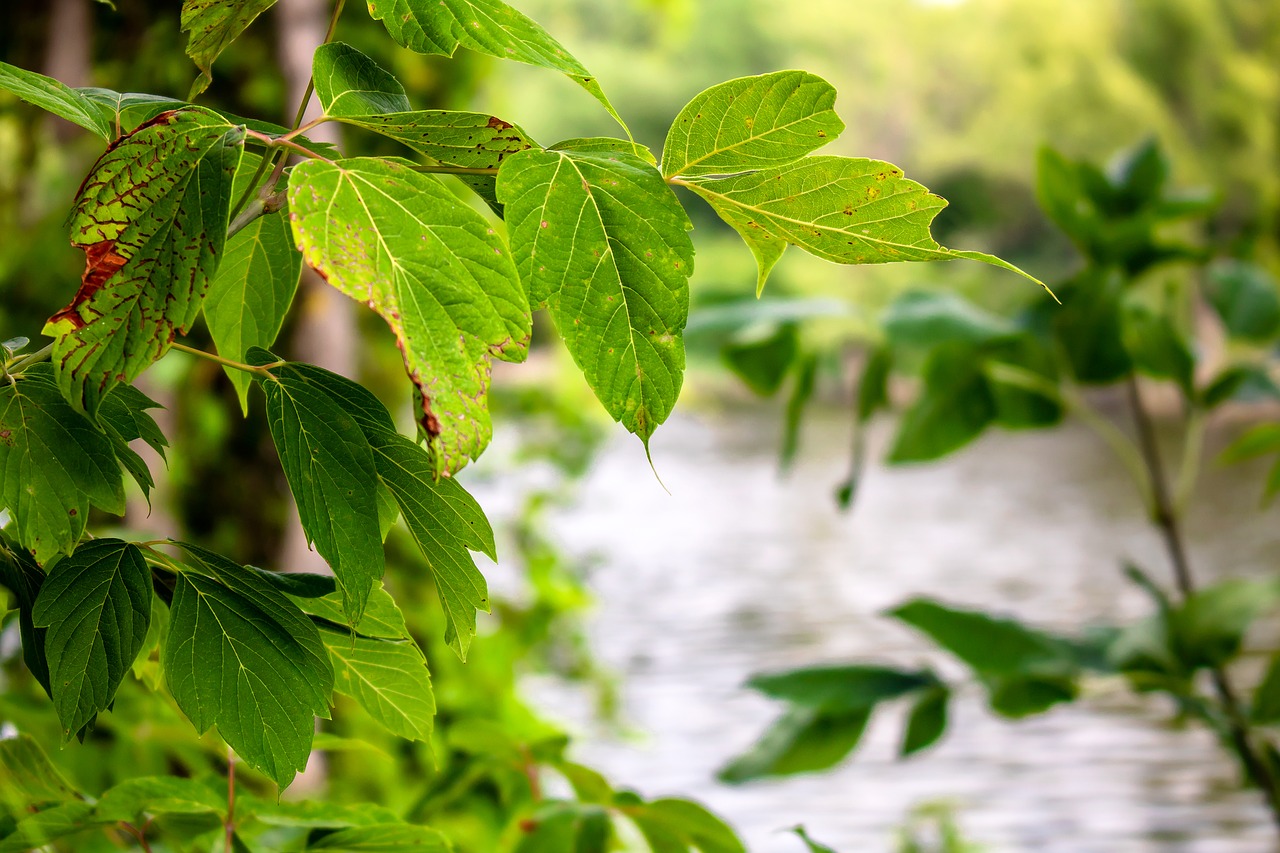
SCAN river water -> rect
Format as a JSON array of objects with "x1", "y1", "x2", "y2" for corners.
[{"x1": 500, "y1": 403, "x2": 1280, "y2": 852}]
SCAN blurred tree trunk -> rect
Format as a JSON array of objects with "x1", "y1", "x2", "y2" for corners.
[
  {"x1": 43, "y1": 0, "x2": 92, "y2": 141},
  {"x1": 275, "y1": 0, "x2": 357, "y2": 576}
]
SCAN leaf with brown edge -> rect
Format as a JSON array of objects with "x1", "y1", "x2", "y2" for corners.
[
  {"x1": 287, "y1": 157, "x2": 529, "y2": 474},
  {"x1": 43, "y1": 110, "x2": 242, "y2": 415}
]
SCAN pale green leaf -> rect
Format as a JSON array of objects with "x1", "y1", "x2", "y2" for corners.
[
  {"x1": 661, "y1": 70, "x2": 842, "y2": 179},
  {"x1": 0, "y1": 802, "x2": 101, "y2": 853},
  {"x1": 288, "y1": 157, "x2": 529, "y2": 473},
  {"x1": 31, "y1": 539, "x2": 151, "y2": 739},
  {"x1": 0, "y1": 61, "x2": 111, "y2": 138},
  {"x1": 305, "y1": 823, "x2": 451, "y2": 851},
  {"x1": 181, "y1": 0, "x2": 279, "y2": 97},
  {"x1": 497, "y1": 148, "x2": 693, "y2": 442},
  {"x1": 44, "y1": 110, "x2": 242, "y2": 415},
  {"x1": 243, "y1": 798, "x2": 400, "y2": 828},
  {"x1": 0, "y1": 369, "x2": 125, "y2": 563},
  {"x1": 0, "y1": 735, "x2": 79, "y2": 810},
  {"x1": 295, "y1": 584, "x2": 411, "y2": 640},
  {"x1": 683, "y1": 156, "x2": 1045, "y2": 295},
  {"x1": 94, "y1": 776, "x2": 226, "y2": 822},
  {"x1": 326, "y1": 634, "x2": 434, "y2": 742},
  {"x1": 366, "y1": 0, "x2": 627, "y2": 132},
  {"x1": 162, "y1": 544, "x2": 333, "y2": 788},
  {"x1": 314, "y1": 42, "x2": 412, "y2": 118},
  {"x1": 627, "y1": 798, "x2": 745, "y2": 853},
  {"x1": 255, "y1": 358, "x2": 384, "y2": 625},
  {"x1": 205, "y1": 153, "x2": 301, "y2": 414}
]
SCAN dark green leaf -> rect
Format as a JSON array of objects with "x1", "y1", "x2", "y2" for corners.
[
  {"x1": 888, "y1": 343, "x2": 995, "y2": 463},
  {"x1": 900, "y1": 686, "x2": 949, "y2": 757},
  {"x1": 1252, "y1": 653, "x2": 1280, "y2": 724},
  {"x1": 746, "y1": 664, "x2": 935, "y2": 712},
  {"x1": 306, "y1": 823, "x2": 451, "y2": 851},
  {"x1": 1050, "y1": 268, "x2": 1131, "y2": 384},
  {"x1": 256, "y1": 354, "x2": 384, "y2": 624},
  {"x1": 1200, "y1": 364, "x2": 1280, "y2": 410},
  {"x1": 181, "y1": 0, "x2": 279, "y2": 97},
  {"x1": 0, "y1": 61, "x2": 111, "y2": 138},
  {"x1": 98, "y1": 382, "x2": 168, "y2": 459},
  {"x1": 1175, "y1": 578, "x2": 1280, "y2": 669},
  {"x1": 889, "y1": 598, "x2": 1075, "y2": 677},
  {"x1": 288, "y1": 157, "x2": 529, "y2": 474},
  {"x1": 0, "y1": 370, "x2": 125, "y2": 562},
  {"x1": 163, "y1": 544, "x2": 333, "y2": 788},
  {"x1": 721, "y1": 324, "x2": 798, "y2": 397},
  {"x1": 515, "y1": 803, "x2": 611, "y2": 853},
  {"x1": 0, "y1": 802, "x2": 100, "y2": 853},
  {"x1": 249, "y1": 566, "x2": 338, "y2": 599},
  {"x1": 366, "y1": 0, "x2": 627, "y2": 131},
  {"x1": 983, "y1": 337, "x2": 1062, "y2": 429},
  {"x1": 1110, "y1": 138, "x2": 1169, "y2": 211},
  {"x1": 986, "y1": 675, "x2": 1078, "y2": 718},
  {"x1": 44, "y1": 110, "x2": 242, "y2": 415},
  {"x1": 498, "y1": 148, "x2": 693, "y2": 444},
  {"x1": 31, "y1": 539, "x2": 151, "y2": 739},
  {"x1": 684, "y1": 156, "x2": 1043, "y2": 296},
  {"x1": 1121, "y1": 298, "x2": 1194, "y2": 394},
  {"x1": 718, "y1": 705, "x2": 870, "y2": 784},
  {"x1": 313, "y1": 42, "x2": 412, "y2": 118},
  {"x1": 626, "y1": 798, "x2": 745, "y2": 853},
  {"x1": 882, "y1": 290, "x2": 1015, "y2": 349},
  {"x1": 0, "y1": 536, "x2": 51, "y2": 696},
  {"x1": 661, "y1": 70, "x2": 842, "y2": 179},
  {"x1": 1035, "y1": 146, "x2": 1098, "y2": 248},
  {"x1": 856, "y1": 346, "x2": 891, "y2": 423},
  {"x1": 1204, "y1": 260, "x2": 1280, "y2": 343},
  {"x1": 780, "y1": 352, "x2": 818, "y2": 469}
]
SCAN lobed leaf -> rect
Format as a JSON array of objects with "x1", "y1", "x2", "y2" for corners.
[
  {"x1": 287, "y1": 157, "x2": 529, "y2": 473},
  {"x1": 661, "y1": 70, "x2": 842, "y2": 179},
  {"x1": 31, "y1": 539, "x2": 151, "y2": 740},
  {"x1": 498, "y1": 148, "x2": 693, "y2": 443},
  {"x1": 162, "y1": 544, "x2": 333, "y2": 788},
  {"x1": 0, "y1": 369, "x2": 125, "y2": 562},
  {"x1": 683, "y1": 156, "x2": 1043, "y2": 296},
  {"x1": 181, "y1": 0, "x2": 280, "y2": 98},
  {"x1": 44, "y1": 110, "x2": 242, "y2": 415},
  {"x1": 313, "y1": 42, "x2": 412, "y2": 118},
  {"x1": 366, "y1": 0, "x2": 627, "y2": 131},
  {"x1": 0, "y1": 61, "x2": 112, "y2": 138}
]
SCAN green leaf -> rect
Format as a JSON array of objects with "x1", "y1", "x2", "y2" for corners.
[
  {"x1": 162, "y1": 544, "x2": 333, "y2": 788},
  {"x1": 326, "y1": 635, "x2": 435, "y2": 742},
  {"x1": 887, "y1": 343, "x2": 995, "y2": 463},
  {"x1": 0, "y1": 734, "x2": 79, "y2": 810},
  {"x1": 1175, "y1": 578, "x2": 1280, "y2": 669},
  {"x1": 1201, "y1": 364, "x2": 1280, "y2": 410},
  {"x1": 1252, "y1": 653, "x2": 1280, "y2": 723},
  {"x1": 1121, "y1": 298, "x2": 1194, "y2": 394},
  {"x1": 204, "y1": 156, "x2": 301, "y2": 412},
  {"x1": 31, "y1": 539, "x2": 151, "y2": 739},
  {"x1": 717, "y1": 705, "x2": 870, "y2": 784},
  {"x1": 1219, "y1": 423, "x2": 1280, "y2": 465},
  {"x1": 780, "y1": 351, "x2": 818, "y2": 469},
  {"x1": 746, "y1": 664, "x2": 935, "y2": 712},
  {"x1": 44, "y1": 110, "x2": 242, "y2": 415},
  {"x1": 515, "y1": 803, "x2": 611, "y2": 853},
  {"x1": 683, "y1": 157, "x2": 1044, "y2": 296},
  {"x1": 661, "y1": 70, "x2": 843, "y2": 179},
  {"x1": 0, "y1": 370, "x2": 125, "y2": 562},
  {"x1": 983, "y1": 337, "x2": 1063, "y2": 429},
  {"x1": 882, "y1": 290, "x2": 1016, "y2": 349},
  {"x1": 0, "y1": 62, "x2": 112, "y2": 138},
  {"x1": 254, "y1": 352, "x2": 384, "y2": 624},
  {"x1": 0, "y1": 802, "x2": 100, "y2": 853},
  {"x1": 288, "y1": 157, "x2": 529, "y2": 474},
  {"x1": 498, "y1": 148, "x2": 694, "y2": 443},
  {"x1": 790, "y1": 827, "x2": 840, "y2": 853},
  {"x1": 181, "y1": 0, "x2": 279, "y2": 98},
  {"x1": 94, "y1": 777, "x2": 226, "y2": 822},
  {"x1": 98, "y1": 382, "x2": 168, "y2": 459},
  {"x1": 900, "y1": 686, "x2": 949, "y2": 756},
  {"x1": 1035, "y1": 146, "x2": 1098, "y2": 248},
  {"x1": 0, "y1": 536, "x2": 51, "y2": 696},
  {"x1": 305, "y1": 823, "x2": 451, "y2": 851},
  {"x1": 1204, "y1": 260, "x2": 1280, "y2": 343},
  {"x1": 243, "y1": 798, "x2": 401, "y2": 828},
  {"x1": 986, "y1": 675, "x2": 1078, "y2": 718},
  {"x1": 626, "y1": 798, "x2": 745, "y2": 853},
  {"x1": 366, "y1": 0, "x2": 627, "y2": 132},
  {"x1": 313, "y1": 42, "x2": 412, "y2": 118},
  {"x1": 889, "y1": 598, "x2": 1075, "y2": 678},
  {"x1": 721, "y1": 323, "x2": 798, "y2": 397}
]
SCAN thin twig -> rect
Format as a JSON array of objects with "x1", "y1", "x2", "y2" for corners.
[{"x1": 169, "y1": 342, "x2": 280, "y2": 377}]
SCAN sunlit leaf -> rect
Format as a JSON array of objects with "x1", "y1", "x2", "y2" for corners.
[
  {"x1": 44, "y1": 110, "x2": 242, "y2": 415},
  {"x1": 313, "y1": 42, "x2": 412, "y2": 118},
  {"x1": 662, "y1": 70, "x2": 842, "y2": 178},
  {"x1": 498, "y1": 148, "x2": 693, "y2": 443},
  {"x1": 288, "y1": 157, "x2": 529, "y2": 474},
  {"x1": 181, "y1": 0, "x2": 279, "y2": 97},
  {"x1": 0, "y1": 61, "x2": 111, "y2": 138},
  {"x1": 31, "y1": 539, "x2": 151, "y2": 739}
]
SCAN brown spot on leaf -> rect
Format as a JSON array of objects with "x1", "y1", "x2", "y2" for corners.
[
  {"x1": 486, "y1": 115, "x2": 514, "y2": 131},
  {"x1": 48, "y1": 240, "x2": 128, "y2": 330}
]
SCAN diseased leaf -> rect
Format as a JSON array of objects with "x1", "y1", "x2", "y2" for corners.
[
  {"x1": 32, "y1": 539, "x2": 151, "y2": 740},
  {"x1": 0, "y1": 802, "x2": 101, "y2": 853},
  {"x1": 162, "y1": 544, "x2": 333, "y2": 788},
  {"x1": 498, "y1": 148, "x2": 693, "y2": 443},
  {"x1": 0, "y1": 61, "x2": 112, "y2": 138},
  {"x1": 44, "y1": 110, "x2": 242, "y2": 415},
  {"x1": 288, "y1": 157, "x2": 529, "y2": 474},
  {"x1": 255, "y1": 357, "x2": 384, "y2": 625},
  {"x1": 683, "y1": 156, "x2": 1043, "y2": 295},
  {"x1": 313, "y1": 42, "x2": 412, "y2": 118},
  {"x1": 305, "y1": 823, "x2": 451, "y2": 851},
  {"x1": 204, "y1": 207, "x2": 300, "y2": 412},
  {"x1": 181, "y1": 0, "x2": 279, "y2": 97},
  {"x1": 366, "y1": 0, "x2": 627, "y2": 131},
  {"x1": 0, "y1": 369, "x2": 125, "y2": 563},
  {"x1": 662, "y1": 70, "x2": 842, "y2": 179}
]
